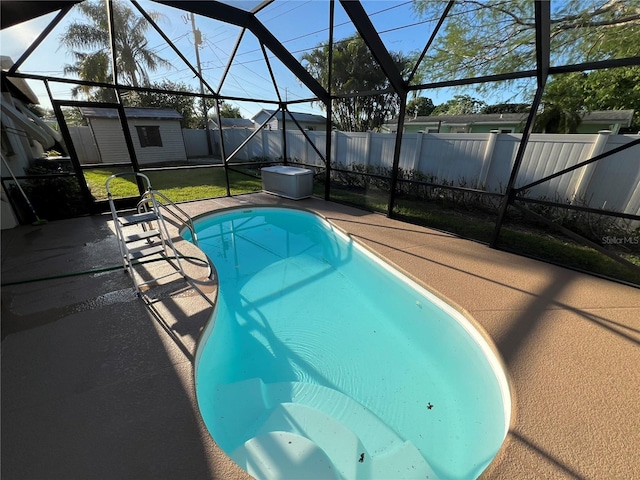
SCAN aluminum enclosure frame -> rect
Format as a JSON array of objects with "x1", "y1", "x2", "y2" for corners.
[{"x1": 1, "y1": 0, "x2": 639, "y2": 281}]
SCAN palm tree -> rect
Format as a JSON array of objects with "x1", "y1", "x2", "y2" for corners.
[
  {"x1": 60, "y1": 0, "x2": 171, "y2": 99},
  {"x1": 302, "y1": 34, "x2": 418, "y2": 132},
  {"x1": 533, "y1": 104, "x2": 583, "y2": 134}
]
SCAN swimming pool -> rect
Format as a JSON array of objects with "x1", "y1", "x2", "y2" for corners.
[{"x1": 187, "y1": 207, "x2": 511, "y2": 480}]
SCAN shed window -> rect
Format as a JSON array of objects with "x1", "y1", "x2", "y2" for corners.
[{"x1": 136, "y1": 126, "x2": 162, "y2": 147}]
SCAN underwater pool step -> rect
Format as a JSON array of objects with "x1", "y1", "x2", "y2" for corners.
[
  {"x1": 231, "y1": 402, "x2": 437, "y2": 480},
  {"x1": 214, "y1": 378, "x2": 402, "y2": 454},
  {"x1": 231, "y1": 431, "x2": 339, "y2": 480},
  {"x1": 261, "y1": 381, "x2": 403, "y2": 455},
  {"x1": 215, "y1": 379, "x2": 437, "y2": 479}
]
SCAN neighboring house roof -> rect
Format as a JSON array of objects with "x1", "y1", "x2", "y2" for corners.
[
  {"x1": 252, "y1": 109, "x2": 326, "y2": 124},
  {"x1": 79, "y1": 107, "x2": 183, "y2": 120},
  {"x1": 407, "y1": 113, "x2": 526, "y2": 125},
  {"x1": 395, "y1": 110, "x2": 634, "y2": 128},
  {"x1": 209, "y1": 117, "x2": 254, "y2": 128},
  {"x1": 579, "y1": 109, "x2": 634, "y2": 126}
]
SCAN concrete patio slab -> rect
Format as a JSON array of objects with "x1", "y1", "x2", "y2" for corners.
[{"x1": 2, "y1": 193, "x2": 639, "y2": 479}]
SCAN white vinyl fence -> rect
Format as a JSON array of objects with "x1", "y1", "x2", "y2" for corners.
[
  {"x1": 210, "y1": 128, "x2": 639, "y2": 217},
  {"x1": 70, "y1": 123, "x2": 638, "y2": 218}
]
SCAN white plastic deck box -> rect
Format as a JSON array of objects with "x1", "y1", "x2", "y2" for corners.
[{"x1": 261, "y1": 166, "x2": 314, "y2": 200}]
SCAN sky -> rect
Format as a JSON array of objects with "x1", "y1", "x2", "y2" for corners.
[{"x1": 0, "y1": 0, "x2": 527, "y2": 119}]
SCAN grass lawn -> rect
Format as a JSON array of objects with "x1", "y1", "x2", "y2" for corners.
[
  {"x1": 328, "y1": 184, "x2": 640, "y2": 286},
  {"x1": 85, "y1": 167, "x2": 262, "y2": 202},
  {"x1": 84, "y1": 170, "x2": 640, "y2": 285}
]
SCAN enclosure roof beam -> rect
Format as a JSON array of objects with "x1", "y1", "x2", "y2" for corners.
[
  {"x1": 535, "y1": 0, "x2": 551, "y2": 86},
  {"x1": 339, "y1": 0, "x2": 406, "y2": 95},
  {"x1": 490, "y1": 0, "x2": 551, "y2": 247},
  {"x1": 130, "y1": 0, "x2": 217, "y2": 96},
  {"x1": 0, "y1": 1, "x2": 82, "y2": 29},
  {"x1": 8, "y1": 6, "x2": 74, "y2": 74},
  {"x1": 246, "y1": 16, "x2": 329, "y2": 102},
  {"x1": 154, "y1": 0, "x2": 252, "y2": 28},
  {"x1": 408, "y1": 0, "x2": 454, "y2": 85},
  {"x1": 155, "y1": 0, "x2": 329, "y2": 103}
]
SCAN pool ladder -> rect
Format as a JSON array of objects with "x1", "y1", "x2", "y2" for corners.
[{"x1": 106, "y1": 172, "x2": 196, "y2": 295}]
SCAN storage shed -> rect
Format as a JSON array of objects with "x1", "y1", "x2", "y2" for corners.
[{"x1": 79, "y1": 107, "x2": 187, "y2": 165}]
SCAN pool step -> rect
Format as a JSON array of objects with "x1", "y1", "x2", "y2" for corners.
[
  {"x1": 213, "y1": 378, "x2": 399, "y2": 453},
  {"x1": 230, "y1": 402, "x2": 436, "y2": 480},
  {"x1": 215, "y1": 379, "x2": 437, "y2": 479},
  {"x1": 262, "y1": 381, "x2": 403, "y2": 455},
  {"x1": 232, "y1": 431, "x2": 339, "y2": 480}
]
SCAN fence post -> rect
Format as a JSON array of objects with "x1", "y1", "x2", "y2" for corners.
[
  {"x1": 331, "y1": 130, "x2": 338, "y2": 167},
  {"x1": 364, "y1": 131, "x2": 372, "y2": 167},
  {"x1": 478, "y1": 130, "x2": 499, "y2": 189},
  {"x1": 571, "y1": 130, "x2": 611, "y2": 205},
  {"x1": 244, "y1": 128, "x2": 250, "y2": 161}
]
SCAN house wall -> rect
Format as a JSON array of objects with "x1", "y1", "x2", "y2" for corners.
[
  {"x1": 252, "y1": 112, "x2": 326, "y2": 132},
  {"x1": 253, "y1": 113, "x2": 279, "y2": 131},
  {"x1": 468, "y1": 123, "x2": 521, "y2": 134},
  {"x1": 401, "y1": 121, "x2": 624, "y2": 134},
  {"x1": 88, "y1": 118, "x2": 187, "y2": 164},
  {"x1": 1, "y1": 93, "x2": 45, "y2": 171}
]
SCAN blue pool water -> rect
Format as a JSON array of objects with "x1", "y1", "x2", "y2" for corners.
[{"x1": 187, "y1": 207, "x2": 511, "y2": 480}]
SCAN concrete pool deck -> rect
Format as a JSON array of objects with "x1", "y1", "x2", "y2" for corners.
[{"x1": 2, "y1": 193, "x2": 639, "y2": 479}]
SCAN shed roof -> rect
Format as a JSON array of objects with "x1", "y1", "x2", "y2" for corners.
[
  {"x1": 252, "y1": 109, "x2": 326, "y2": 124},
  {"x1": 210, "y1": 117, "x2": 255, "y2": 128},
  {"x1": 79, "y1": 107, "x2": 183, "y2": 120}
]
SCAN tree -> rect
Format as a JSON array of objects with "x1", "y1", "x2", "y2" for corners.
[
  {"x1": 432, "y1": 95, "x2": 486, "y2": 115},
  {"x1": 60, "y1": 107, "x2": 87, "y2": 126},
  {"x1": 533, "y1": 72, "x2": 585, "y2": 133},
  {"x1": 301, "y1": 34, "x2": 418, "y2": 131},
  {"x1": 412, "y1": 0, "x2": 640, "y2": 83},
  {"x1": 407, "y1": 96, "x2": 435, "y2": 117},
  {"x1": 218, "y1": 102, "x2": 241, "y2": 118},
  {"x1": 59, "y1": 0, "x2": 171, "y2": 99},
  {"x1": 481, "y1": 103, "x2": 530, "y2": 114},
  {"x1": 533, "y1": 66, "x2": 640, "y2": 132},
  {"x1": 123, "y1": 80, "x2": 198, "y2": 127},
  {"x1": 534, "y1": 104, "x2": 583, "y2": 133},
  {"x1": 581, "y1": 66, "x2": 640, "y2": 128}
]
